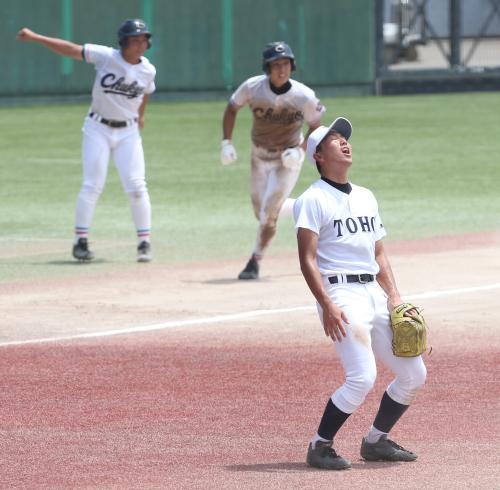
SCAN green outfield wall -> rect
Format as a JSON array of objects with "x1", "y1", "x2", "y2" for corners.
[{"x1": 3, "y1": 0, "x2": 375, "y2": 98}]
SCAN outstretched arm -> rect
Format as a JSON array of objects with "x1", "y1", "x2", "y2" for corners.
[{"x1": 16, "y1": 27, "x2": 83, "y2": 60}]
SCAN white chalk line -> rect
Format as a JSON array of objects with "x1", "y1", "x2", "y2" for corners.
[{"x1": 1, "y1": 282, "x2": 499, "y2": 348}]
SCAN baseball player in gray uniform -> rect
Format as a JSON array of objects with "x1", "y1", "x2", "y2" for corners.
[
  {"x1": 16, "y1": 19, "x2": 156, "y2": 262},
  {"x1": 293, "y1": 118, "x2": 427, "y2": 470},
  {"x1": 221, "y1": 42, "x2": 325, "y2": 280}
]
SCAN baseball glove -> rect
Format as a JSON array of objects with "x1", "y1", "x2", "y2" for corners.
[{"x1": 390, "y1": 303, "x2": 428, "y2": 357}]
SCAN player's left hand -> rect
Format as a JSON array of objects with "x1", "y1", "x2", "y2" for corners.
[
  {"x1": 138, "y1": 115, "x2": 145, "y2": 130},
  {"x1": 16, "y1": 27, "x2": 37, "y2": 41},
  {"x1": 390, "y1": 303, "x2": 428, "y2": 357},
  {"x1": 388, "y1": 297, "x2": 418, "y2": 317},
  {"x1": 281, "y1": 147, "x2": 304, "y2": 169}
]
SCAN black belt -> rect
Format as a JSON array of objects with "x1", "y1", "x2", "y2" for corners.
[
  {"x1": 328, "y1": 274, "x2": 375, "y2": 285},
  {"x1": 89, "y1": 112, "x2": 136, "y2": 128}
]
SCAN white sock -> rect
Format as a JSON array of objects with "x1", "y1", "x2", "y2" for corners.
[
  {"x1": 74, "y1": 229, "x2": 88, "y2": 244},
  {"x1": 311, "y1": 432, "x2": 332, "y2": 450},
  {"x1": 366, "y1": 425, "x2": 387, "y2": 444},
  {"x1": 127, "y1": 191, "x2": 151, "y2": 241}
]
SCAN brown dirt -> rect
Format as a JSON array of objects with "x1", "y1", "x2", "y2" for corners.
[{"x1": 0, "y1": 231, "x2": 499, "y2": 489}]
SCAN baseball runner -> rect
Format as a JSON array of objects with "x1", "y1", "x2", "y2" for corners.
[
  {"x1": 221, "y1": 41, "x2": 325, "y2": 280},
  {"x1": 293, "y1": 118, "x2": 427, "y2": 470},
  {"x1": 16, "y1": 19, "x2": 156, "y2": 262}
]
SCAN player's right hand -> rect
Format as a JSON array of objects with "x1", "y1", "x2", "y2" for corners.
[
  {"x1": 220, "y1": 139, "x2": 237, "y2": 166},
  {"x1": 322, "y1": 302, "x2": 349, "y2": 342},
  {"x1": 16, "y1": 27, "x2": 36, "y2": 41}
]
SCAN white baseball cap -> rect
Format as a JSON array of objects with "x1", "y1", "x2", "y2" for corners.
[{"x1": 306, "y1": 117, "x2": 352, "y2": 164}]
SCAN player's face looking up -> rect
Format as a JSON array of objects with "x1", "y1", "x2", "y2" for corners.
[
  {"x1": 268, "y1": 58, "x2": 292, "y2": 87},
  {"x1": 314, "y1": 132, "x2": 352, "y2": 173},
  {"x1": 122, "y1": 35, "x2": 149, "y2": 64}
]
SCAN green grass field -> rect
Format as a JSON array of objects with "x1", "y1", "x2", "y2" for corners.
[{"x1": 1, "y1": 92, "x2": 499, "y2": 282}]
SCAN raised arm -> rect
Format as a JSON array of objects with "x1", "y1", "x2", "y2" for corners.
[
  {"x1": 16, "y1": 27, "x2": 83, "y2": 60},
  {"x1": 297, "y1": 227, "x2": 348, "y2": 341}
]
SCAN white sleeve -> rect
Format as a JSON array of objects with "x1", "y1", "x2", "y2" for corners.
[
  {"x1": 372, "y1": 196, "x2": 387, "y2": 241},
  {"x1": 303, "y1": 93, "x2": 326, "y2": 126},
  {"x1": 145, "y1": 67, "x2": 156, "y2": 94},
  {"x1": 229, "y1": 80, "x2": 250, "y2": 108},
  {"x1": 293, "y1": 192, "x2": 324, "y2": 235},
  {"x1": 83, "y1": 44, "x2": 113, "y2": 67},
  {"x1": 145, "y1": 80, "x2": 156, "y2": 94}
]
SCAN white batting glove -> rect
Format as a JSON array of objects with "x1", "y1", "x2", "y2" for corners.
[
  {"x1": 220, "y1": 139, "x2": 237, "y2": 166},
  {"x1": 281, "y1": 147, "x2": 304, "y2": 170}
]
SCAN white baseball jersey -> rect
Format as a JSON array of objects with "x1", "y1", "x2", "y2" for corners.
[
  {"x1": 230, "y1": 75, "x2": 325, "y2": 150},
  {"x1": 294, "y1": 178, "x2": 426, "y2": 418},
  {"x1": 293, "y1": 179, "x2": 386, "y2": 276},
  {"x1": 83, "y1": 44, "x2": 156, "y2": 120}
]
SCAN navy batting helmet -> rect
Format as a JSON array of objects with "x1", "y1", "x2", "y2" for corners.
[
  {"x1": 118, "y1": 19, "x2": 152, "y2": 49},
  {"x1": 262, "y1": 42, "x2": 296, "y2": 72}
]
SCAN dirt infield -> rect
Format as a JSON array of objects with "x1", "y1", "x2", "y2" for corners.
[{"x1": 1, "y1": 232, "x2": 499, "y2": 489}]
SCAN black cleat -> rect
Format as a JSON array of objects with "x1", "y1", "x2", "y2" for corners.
[
  {"x1": 306, "y1": 441, "x2": 351, "y2": 470},
  {"x1": 360, "y1": 435, "x2": 417, "y2": 462},
  {"x1": 137, "y1": 241, "x2": 153, "y2": 262},
  {"x1": 72, "y1": 238, "x2": 94, "y2": 262},
  {"x1": 238, "y1": 256, "x2": 259, "y2": 280}
]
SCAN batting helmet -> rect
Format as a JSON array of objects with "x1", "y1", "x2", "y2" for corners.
[
  {"x1": 262, "y1": 42, "x2": 296, "y2": 73},
  {"x1": 118, "y1": 19, "x2": 152, "y2": 49}
]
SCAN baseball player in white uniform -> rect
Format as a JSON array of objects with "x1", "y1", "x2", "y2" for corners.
[
  {"x1": 293, "y1": 118, "x2": 427, "y2": 470},
  {"x1": 16, "y1": 19, "x2": 156, "y2": 262},
  {"x1": 221, "y1": 42, "x2": 325, "y2": 280}
]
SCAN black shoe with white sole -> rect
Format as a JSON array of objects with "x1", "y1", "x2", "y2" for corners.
[
  {"x1": 137, "y1": 241, "x2": 153, "y2": 262},
  {"x1": 72, "y1": 238, "x2": 94, "y2": 262}
]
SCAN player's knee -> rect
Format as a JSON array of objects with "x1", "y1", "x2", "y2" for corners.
[
  {"x1": 126, "y1": 189, "x2": 147, "y2": 201},
  {"x1": 259, "y1": 209, "x2": 279, "y2": 228},
  {"x1": 125, "y1": 179, "x2": 147, "y2": 196},
  {"x1": 80, "y1": 182, "x2": 103, "y2": 198},
  {"x1": 388, "y1": 363, "x2": 427, "y2": 405},
  {"x1": 404, "y1": 362, "x2": 427, "y2": 391},
  {"x1": 346, "y1": 372, "x2": 377, "y2": 403},
  {"x1": 411, "y1": 362, "x2": 427, "y2": 389}
]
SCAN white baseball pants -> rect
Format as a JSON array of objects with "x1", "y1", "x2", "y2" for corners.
[
  {"x1": 74, "y1": 117, "x2": 151, "y2": 237},
  {"x1": 317, "y1": 279, "x2": 427, "y2": 414},
  {"x1": 250, "y1": 144, "x2": 304, "y2": 256}
]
